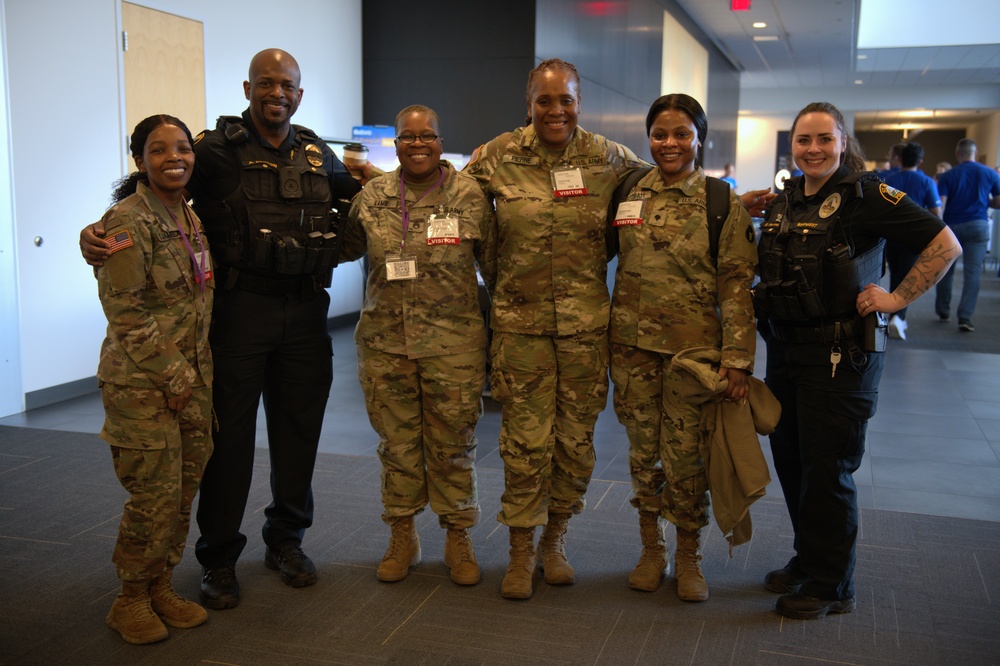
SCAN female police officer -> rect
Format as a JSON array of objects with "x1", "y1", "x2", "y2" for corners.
[{"x1": 756, "y1": 102, "x2": 961, "y2": 620}]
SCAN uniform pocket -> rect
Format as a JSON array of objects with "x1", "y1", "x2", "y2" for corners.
[
  {"x1": 100, "y1": 386, "x2": 170, "y2": 451},
  {"x1": 488, "y1": 335, "x2": 514, "y2": 405}
]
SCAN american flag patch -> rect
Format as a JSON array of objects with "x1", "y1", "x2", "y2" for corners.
[{"x1": 107, "y1": 230, "x2": 134, "y2": 254}]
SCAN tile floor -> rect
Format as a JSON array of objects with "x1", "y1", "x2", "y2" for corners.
[{"x1": 3, "y1": 322, "x2": 999, "y2": 524}]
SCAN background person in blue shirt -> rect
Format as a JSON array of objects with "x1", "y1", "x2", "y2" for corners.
[
  {"x1": 882, "y1": 142, "x2": 942, "y2": 340},
  {"x1": 934, "y1": 138, "x2": 1000, "y2": 332}
]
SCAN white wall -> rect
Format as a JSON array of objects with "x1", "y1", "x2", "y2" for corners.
[
  {"x1": 1, "y1": 0, "x2": 362, "y2": 411},
  {"x1": 969, "y1": 112, "x2": 1000, "y2": 168},
  {"x1": 0, "y1": 0, "x2": 23, "y2": 416}
]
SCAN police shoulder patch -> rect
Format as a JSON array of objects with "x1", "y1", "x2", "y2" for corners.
[
  {"x1": 194, "y1": 131, "x2": 205, "y2": 144},
  {"x1": 879, "y1": 183, "x2": 905, "y2": 205}
]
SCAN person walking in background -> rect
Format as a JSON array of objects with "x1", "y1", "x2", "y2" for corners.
[
  {"x1": 882, "y1": 142, "x2": 942, "y2": 340},
  {"x1": 464, "y1": 58, "x2": 644, "y2": 600},
  {"x1": 935, "y1": 161, "x2": 952, "y2": 182},
  {"x1": 608, "y1": 94, "x2": 757, "y2": 602},
  {"x1": 934, "y1": 138, "x2": 1000, "y2": 332},
  {"x1": 720, "y1": 162, "x2": 738, "y2": 191},
  {"x1": 96, "y1": 115, "x2": 213, "y2": 643},
  {"x1": 876, "y1": 142, "x2": 905, "y2": 177},
  {"x1": 340, "y1": 105, "x2": 497, "y2": 586},
  {"x1": 756, "y1": 102, "x2": 960, "y2": 620}
]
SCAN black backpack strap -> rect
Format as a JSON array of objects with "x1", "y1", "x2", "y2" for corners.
[
  {"x1": 606, "y1": 166, "x2": 654, "y2": 259},
  {"x1": 705, "y1": 176, "x2": 731, "y2": 263}
]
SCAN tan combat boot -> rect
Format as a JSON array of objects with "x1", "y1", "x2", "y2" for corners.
[
  {"x1": 501, "y1": 526, "x2": 536, "y2": 599},
  {"x1": 106, "y1": 582, "x2": 169, "y2": 645},
  {"x1": 537, "y1": 512, "x2": 575, "y2": 585},
  {"x1": 675, "y1": 527, "x2": 709, "y2": 601},
  {"x1": 377, "y1": 515, "x2": 421, "y2": 582},
  {"x1": 149, "y1": 567, "x2": 209, "y2": 628},
  {"x1": 628, "y1": 511, "x2": 669, "y2": 592},
  {"x1": 444, "y1": 527, "x2": 481, "y2": 585}
]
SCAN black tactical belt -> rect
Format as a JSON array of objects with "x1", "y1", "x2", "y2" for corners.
[
  {"x1": 233, "y1": 271, "x2": 313, "y2": 296},
  {"x1": 768, "y1": 317, "x2": 864, "y2": 344}
]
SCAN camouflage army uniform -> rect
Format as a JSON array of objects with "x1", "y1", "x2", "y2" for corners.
[
  {"x1": 96, "y1": 181, "x2": 214, "y2": 583},
  {"x1": 341, "y1": 161, "x2": 497, "y2": 528},
  {"x1": 609, "y1": 167, "x2": 757, "y2": 531},
  {"x1": 465, "y1": 125, "x2": 643, "y2": 527}
]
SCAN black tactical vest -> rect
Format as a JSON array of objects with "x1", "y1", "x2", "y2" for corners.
[
  {"x1": 756, "y1": 172, "x2": 884, "y2": 324},
  {"x1": 196, "y1": 116, "x2": 337, "y2": 279}
]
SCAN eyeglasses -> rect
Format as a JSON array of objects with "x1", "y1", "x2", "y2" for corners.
[{"x1": 396, "y1": 133, "x2": 441, "y2": 144}]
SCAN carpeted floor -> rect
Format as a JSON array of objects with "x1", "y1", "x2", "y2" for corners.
[{"x1": 1, "y1": 425, "x2": 999, "y2": 665}]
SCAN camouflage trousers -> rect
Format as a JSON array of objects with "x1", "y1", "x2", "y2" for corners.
[
  {"x1": 610, "y1": 344, "x2": 710, "y2": 532},
  {"x1": 489, "y1": 330, "x2": 608, "y2": 527},
  {"x1": 100, "y1": 382, "x2": 213, "y2": 583},
  {"x1": 357, "y1": 345, "x2": 484, "y2": 529}
]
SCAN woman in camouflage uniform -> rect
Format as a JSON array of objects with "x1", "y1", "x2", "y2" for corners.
[
  {"x1": 97, "y1": 115, "x2": 214, "y2": 644},
  {"x1": 341, "y1": 105, "x2": 497, "y2": 587},
  {"x1": 609, "y1": 94, "x2": 757, "y2": 602},
  {"x1": 465, "y1": 59, "x2": 644, "y2": 599}
]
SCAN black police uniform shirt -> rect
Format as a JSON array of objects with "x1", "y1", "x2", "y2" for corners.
[
  {"x1": 780, "y1": 165, "x2": 944, "y2": 262},
  {"x1": 187, "y1": 109, "x2": 360, "y2": 223}
]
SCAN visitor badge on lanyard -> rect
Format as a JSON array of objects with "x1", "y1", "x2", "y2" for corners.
[
  {"x1": 613, "y1": 200, "x2": 645, "y2": 227},
  {"x1": 550, "y1": 165, "x2": 587, "y2": 197},
  {"x1": 426, "y1": 214, "x2": 460, "y2": 245},
  {"x1": 386, "y1": 255, "x2": 417, "y2": 281},
  {"x1": 194, "y1": 249, "x2": 213, "y2": 282}
]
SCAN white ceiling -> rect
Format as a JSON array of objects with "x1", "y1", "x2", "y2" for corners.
[{"x1": 673, "y1": 0, "x2": 1000, "y2": 131}]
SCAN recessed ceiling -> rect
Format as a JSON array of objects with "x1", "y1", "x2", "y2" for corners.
[{"x1": 672, "y1": 0, "x2": 1000, "y2": 130}]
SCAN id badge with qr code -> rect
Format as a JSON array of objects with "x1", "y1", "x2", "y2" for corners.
[{"x1": 386, "y1": 255, "x2": 418, "y2": 281}]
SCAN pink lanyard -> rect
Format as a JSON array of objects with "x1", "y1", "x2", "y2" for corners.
[
  {"x1": 165, "y1": 203, "x2": 207, "y2": 294},
  {"x1": 398, "y1": 166, "x2": 446, "y2": 254}
]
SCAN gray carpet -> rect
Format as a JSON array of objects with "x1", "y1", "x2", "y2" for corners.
[{"x1": 1, "y1": 425, "x2": 999, "y2": 665}]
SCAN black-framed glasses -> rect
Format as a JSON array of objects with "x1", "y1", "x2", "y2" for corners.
[{"x1": 396, "y1": 132, "x2": 441, "y2": 144}]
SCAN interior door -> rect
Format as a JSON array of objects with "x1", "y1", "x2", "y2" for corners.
[{"x1": 121, "y1": 2, "x2": 206, "y2": 143}]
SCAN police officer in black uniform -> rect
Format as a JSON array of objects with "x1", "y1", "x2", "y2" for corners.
[
  {"x1": 81, "y1": 48, "x2": 363, "y2": 610},
  {"x1": 189, "y1": 48, "x2": 361, "y2": 609},
  {"x1": 755, "y1": 102, "x2": 961, "y2": 620}
]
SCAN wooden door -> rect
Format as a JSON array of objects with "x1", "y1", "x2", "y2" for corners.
[{"x1": 121, "y1": 2, "x2": 206, "y2": 143}]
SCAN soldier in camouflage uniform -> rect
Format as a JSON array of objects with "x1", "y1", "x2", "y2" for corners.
[
  {"x1": 465, "y1": 59, "x2": 643, "y2": 599},
  {"x1": 96, "y1": 115, "x2": 214, "y2": 643},
  {"x1": 609, "y1": 95, "x2": 757, "y2": 602},
  {"x1": 340, "y1": 106, "x2": 497, "y2": 586}
]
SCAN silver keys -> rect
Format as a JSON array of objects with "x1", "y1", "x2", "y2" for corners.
[{"x1": 830, "y1": 347, "x2": 842, "y2": 378}]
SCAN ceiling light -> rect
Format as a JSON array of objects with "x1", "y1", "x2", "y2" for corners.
[
  {"x1": 854, "y1": 80, "x2": 863, "y2": 85},
  {"x1": 856, "y1": 54, "x2": 868, "y2": 60},
  {"x1": 752, "y1": 22, "x2": 767, "y2": 28},
  {"x1": 753, "y1": 35, "x2": 779, "y2": 42},
  {"x1": 900, "y1": 109, "x2": 934, "y2": 118}
]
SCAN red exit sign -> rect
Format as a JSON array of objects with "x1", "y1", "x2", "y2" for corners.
[{"x1": 731, "y1": 0, "x2": 751, "y2": 10}]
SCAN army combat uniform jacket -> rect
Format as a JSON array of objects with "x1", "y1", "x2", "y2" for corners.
[
  {"x1": 465, "y1": 125, "x2": 643, "y2": 336},
  {"x1": 341, "y1": 161, "x2": 498, "y2": 359},
  {"x1": 97, "y1": 182, "x2": 214, "y2": 399},
  {"x1": 610, "y1": 167, "x2": 757, "y2": 371}
]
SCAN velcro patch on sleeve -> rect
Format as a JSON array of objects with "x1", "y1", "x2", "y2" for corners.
[
  {"x1": 879, "y1": 183, "x2": 905, "y2": 205},
  {"x1": 107, "y1": 230, "x2": 134, "y2": 254}
]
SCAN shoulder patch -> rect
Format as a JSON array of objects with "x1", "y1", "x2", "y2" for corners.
[
  {"x1": 879, "y1": 183, "x2": 905, "y2": 205},
  {"x1": 107, "y1": 230, "x2": 134, "y2": 254},
  {"x1": 194, "y1": 131, "x2": 205, "y2": 144},
  {"x1": 746, "y1": 224, "x2": 755, "y2": 243}
]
